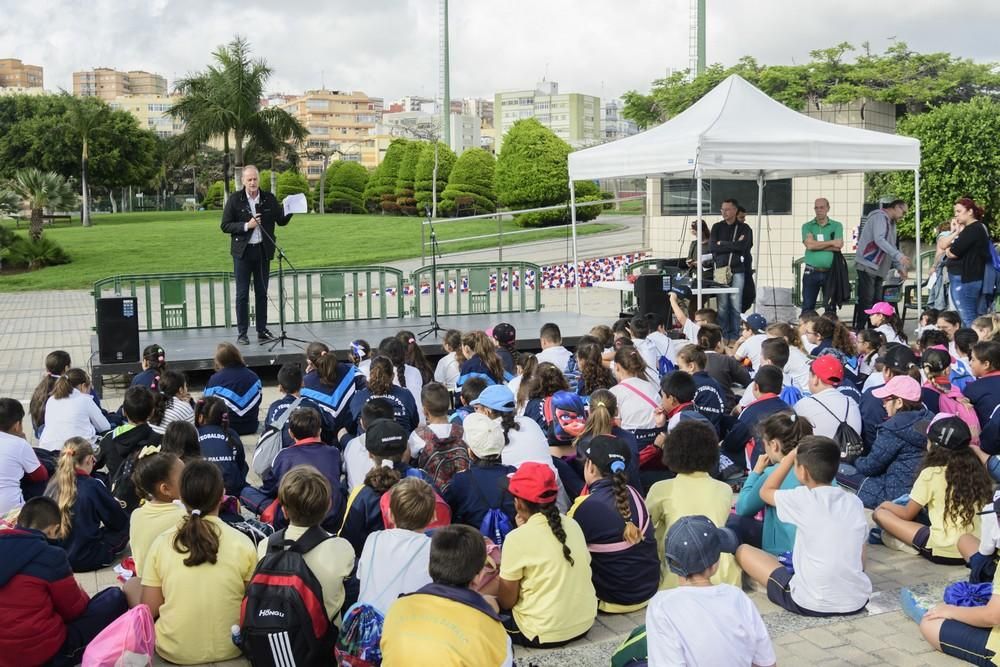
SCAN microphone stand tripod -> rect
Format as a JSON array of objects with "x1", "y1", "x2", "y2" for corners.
[
  {"x1": 256, "y1": 221, "x2": 310, "y2": 351},
  {"x1": 418, "y1": 206, "x2": 447, "y2": 340}
]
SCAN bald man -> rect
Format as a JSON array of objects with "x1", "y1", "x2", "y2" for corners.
[{"x1": 800, "y1": 198, "x2": 843, "y2": 314}]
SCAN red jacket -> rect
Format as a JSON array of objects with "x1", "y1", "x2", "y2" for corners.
[{"x1": 0, "y1": 528, "x2": 90, "y2": 667}]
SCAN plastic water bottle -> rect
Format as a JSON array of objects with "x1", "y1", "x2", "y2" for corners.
[{"x1": 231, "y1": 624, "x2": 242, "y2": 648}]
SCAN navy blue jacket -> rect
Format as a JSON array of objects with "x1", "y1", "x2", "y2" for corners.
[
  {"x1": 302, "y1": 366, "x2": 366, "y2": 436},
  {"x1": 965, "y1": 375, "x2": 1000, "y2": 427},
  {"x1": 691, "y1": 371, "x2": 726, "y2": 431},
  {"x1": 444, "y1": 464, "x2": 516, "y2": 530},
  {"x1": 60, "y1": 473, "x2": 128, "y2": 572},
  {"x1": 704, "y1": 353, "x2": 751, "y2": 411},
  {"x1": 721, "y1": 395, "x2": 789, "y2": 461},
  {"x1": 259, "y1": 438, "x2": 345, "y2": 531},
  {"x1": 339, "y1": 464, "x2": 432, "y2": 555},
  {"x1": 348, "y1": 387, "x2": 419, "y2": 436},
  {"x1": 204, "y1": 365, "x2": 262, "y2": 435},
  {"x1": 576, "y1": 427, "x2": 643, "y2": 494},
  {"x1": 851, "y1": 408, "x2": 933, "y2": 508},
  {"x1": 197, "y1": 425, "x2": 248, "y2": 496},
  {"x1": 859, "y1": 385, "x2": 888, "y2": 452},
  {"x1": 130, "y1": 368, "x2": 159, "y2": 391},
  {"x1": 457, "y1": 355, "x2": 508, "y2": 387},
  {"x1": 265, "y1": 394, "x2": 337, "y2": 448}
]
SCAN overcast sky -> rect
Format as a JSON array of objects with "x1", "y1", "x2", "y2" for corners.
[{"x1": 3, "y1": 0, "x2": 998, "y2": 103}]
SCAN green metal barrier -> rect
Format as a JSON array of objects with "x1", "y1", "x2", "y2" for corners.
[
  {"x1": 409, "y1": 262, "x2": 542, "y2": 317},
  {"x1": 93, "y1": 266, "x2": 407, "y2": 332}
]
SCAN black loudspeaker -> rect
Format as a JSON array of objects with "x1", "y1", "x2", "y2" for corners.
[
  {"x1": 97, "y1": 297, "x2": 140, "y2": 364},
  {"x1": 634, "y1": 274, "x2": 670, "y2": 323}
]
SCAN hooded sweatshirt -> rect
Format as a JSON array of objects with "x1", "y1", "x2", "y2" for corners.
[{"x1": 851, "y1": 408, "x2": 934, "y2": 508}]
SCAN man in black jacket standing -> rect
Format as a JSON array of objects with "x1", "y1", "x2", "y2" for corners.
[
  {"x1": 710, "y1": 198, "x2": 753, "y2": 344},
  {"x1": 220, "y1": 164, "x2": 293, "y2": 345}
]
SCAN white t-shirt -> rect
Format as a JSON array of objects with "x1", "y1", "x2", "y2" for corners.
[
  {"x1": 0, "y1": 431, "x2": 42, "y2": 515},
  {"x1": 682, "y1": 319, "x2": 700, "y2": 343},
  {"x1": 633, "y1": 338, "x2": 662, "y2": 383},
  {"x1": 979, "y1": 497, "x2": 1000, "y2": 556},
  {"x1": 735, "y1": 334, "x2": 769, "y2": 371},
  {"x1": 342, "y1": 434, "x2": 372, "y2": 490},
  {"x1": 774, "y1": 485, "x2": 872, "y2": 613},
  {"x1": 647, "y1": 331, "x2": 678, "y2": 364},
  {"x1": 784, "y1": 346, "x2": 811, "y2": 391},
  {"x1": 794, "y1": 388, "x2": 861, "y2": 440},
  {"x1": 875, "y1": 324, "x2": 902, "y2": 345},
  {"x1": 356, "y1": 529, "x2": 432, "y2": 615},
  {"x1": 37, "y1": 389, "x2": 111, "y2": 450},
  {"x1": 407, "y1": 422, "x2": 455, "y2": 458},
  {"x1": 609, "y1": 378, "x2": 660, "y2": 430},
  {"x1": 646, "y1": 584, "x2": 775, "y2": 667},
  {"x1": 433, "y1": 352, "x2": 460, "y2": 390},
  {"x1": 535, "y1": 345, "x2": 572, "y2": 372},
  {"x1": 507, "y1": 375, "x2": 526, "y2": 415}
]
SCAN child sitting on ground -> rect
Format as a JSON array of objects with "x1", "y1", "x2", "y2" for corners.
[
  {"x1": 45, "y1": 438, "x2": 128, "y2": 572},
  {"x1": 195, "y1": 396, "x2": 248, "y2": 497},
  {"x1": 381, "y1": 524, "x2": 513, "y2": 666},
  {"x1": 342, "y1": 399, "x2": 395, "y2": 490},
  {"x1": 444, "y1": 413, "x2": 517, "y2": 531},
  {"x1": 0, "y1": 497, "x2": 128, "y2": 667},
  {"x1": 643, "y1": 515, "x2": 775, "y2": 667},
  {"x1": 159, "y1": 421, "x2": 202, "y2": 462},
  {"x1": 0, "y1": 397, "x2": 47, "y2": 514},
  {"x1": 450, "y1": 375, "x2": 487, "y2": 424},
  {"x1": 735, "y1": 436, "x2": 872, "y2": 616},
  {"x1": 410, "y1": 382, "x2": 469, "y2": 492},
  {"x1": 148, "y1": 370, "x2": 195, "y2": 435},
  {"x1": 265, "y1": 362, "x2": 336, "y2": 447},
  {"x1": 355, "y1": 477, "x2": 436, "y2": 615},
  {"x1": 873, "y1": 415, "x2": 993, "y2": 564},
  {"x1": 731, "y1": 412, "x2": 813, "y2": 555},
  {"x1": 126, "y1": 450, "x2": 185, "y2": 605},
  {"x1": 97, "y1": 385, "x2": 158, "y2": 482},
  {"x1": 645, "y1": 420, "x2": 741, "y2": 590}
]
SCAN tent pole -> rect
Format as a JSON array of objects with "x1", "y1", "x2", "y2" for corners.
[
  {"x1": 914, "y1": 169, "x2": 922, "y2": 320},
  {"x1": 696, "y1": 173, "x2": 703, "y2": 309},
  {"x1": 754, "y1": 172, "x2": 764, "y2": 312},
  {"x1": 570, "y1": 176, "x2": 581, "y2": 313}
]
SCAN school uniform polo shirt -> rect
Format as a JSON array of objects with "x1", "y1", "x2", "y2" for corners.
[
  {"x1": 964, "y1": 374, "x2": 1000, "y2": 427},
  {"x1": 909, "y1": 466, "x2": 981, "y2": 560}
]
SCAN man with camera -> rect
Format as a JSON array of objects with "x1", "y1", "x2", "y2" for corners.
[{"x1": 709, "y1": 198, "x2": 754, "y2": 343}]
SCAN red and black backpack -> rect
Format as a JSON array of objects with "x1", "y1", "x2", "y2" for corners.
[{"x1": 415, "y1": 422, "x2": 470, "y2": 492}]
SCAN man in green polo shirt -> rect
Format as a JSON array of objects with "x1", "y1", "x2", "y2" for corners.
[{"x1": 800, "y1": 198, "x2": 844, "y2": 313}]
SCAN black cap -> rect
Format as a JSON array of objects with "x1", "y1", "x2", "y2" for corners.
[
  {"x1": 492, "y1": 323, "x2": 516, "y2": 345},
  {"x1": 584, "y1": 435, "x2": 631, "y2": 475},
  {"x1": 917, "y1": 414, "x2": 972, "y2": 450},
  {"x1": 364, "y1": 419, "x2": 409, "y2": 457},
  {"x1": 878, "y1": 343, "x2": 918, "y2": 371}
]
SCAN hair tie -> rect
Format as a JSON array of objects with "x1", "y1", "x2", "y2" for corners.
[
  {"x1": 789, "y1": 414, "x2": 796, "y2": 422},
  {"x1": 595, "y1": 401, "x2": 606, "y2": 408},
  {"x1": 380, "y1": 459, "x2": 394, "y2": 469},
  {"x1": 352, "y1": 343, "x2": 366, "y2": 359},
  {"x1": 408, "y1": 338, "x2": 415, "y2": 344},
  {"x1": 63, "y1": 448, "x2": 76, "y2": 457},
  {"x1": 139, "y1": 445, "x2": 161, "y2": 459},
  {"x1": 320, "y1": 350, "x2": 328, "y2": 356},
  {"x1": 190, "y1": 509, "x2": 202, "y2": 517},
  {"x1": 609, "y1": 460, "x2": 626, "y2": 473}
]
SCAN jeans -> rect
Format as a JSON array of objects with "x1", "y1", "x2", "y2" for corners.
[
  {"x1": 234, "y1": 243, "x2": 270, "y2": 335},
  {"x1": 853, "y1": 270, "x2": 883, "y2": 331},
  {"x1": 955, "y1": 279, "x2": 984, "y2": 326},
  {"x1": 927, "y1": 266, "x2": 948, "y2": 310},
  {"x1": 51, "y1": 587, "x2": 128, "y2": 667},
  {"x1": 717, "y1": 270, "x2": 746, "y2": 341},
  {"x1": 801, "y1": 267, "x2": 829, "y2": 313}
]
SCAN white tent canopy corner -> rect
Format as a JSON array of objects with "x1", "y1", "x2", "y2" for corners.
[{"x1": 566, "y1": 74, "x2": 922, "y2": 315}]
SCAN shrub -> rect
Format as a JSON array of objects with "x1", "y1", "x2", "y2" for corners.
[
  {"x1": 5, "y1": 235, "x2": 70, "y2": 270},
  {"x1": 276, "y1": 170, "x2": 310, "y2": 205},
  {"x1": 495, "y1": 118, "x2": 570, "y2": 227},
  {"x1": 439, "y1": 148, "x2": 496, "y2": 217},
  {"x1": 326, "y1": 161, "x2": 369, "y2": 213},
  {"x1": 369, "y1": 139, "x2": 409, "y2": 215},
  {"x1": 394, "y1": 142, "x2": 425, "y2": 216},
  {"x1": 259, "y1": 169, "x2": 272, "y2": 193},
  {"x1": 414, "y1": 142, "x2": 457, "y2": 215},
  {"x1": 204, "y1": 181, "x2": 224, "y2": 209}
]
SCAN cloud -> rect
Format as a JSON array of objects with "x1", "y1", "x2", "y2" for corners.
[{"x1": 1, "y1": 0, "x2": 997, "y2": 103}]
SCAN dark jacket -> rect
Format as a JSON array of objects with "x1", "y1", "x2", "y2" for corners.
[
  {"x1": 859, "y1": 385, "x2": 888, "y2": 452},
  {"x1": 704, "y1": 353, "x2": 751, "y2": 411},
  {"x1": 58, "y1": 473, "x2": 128, "y2": 572},
  {"x1": 220, "y1": 188, "x2": 292, "y2": 261},
  {"x1": 950, "y1": 221, "x2": 991, "y2": 283},
  {"x1": 347, "y1": 386, "x2": 419, "y2": 436},
  {"x1": 0, "y1": 528, "x2": 91, "y2": 666},
  {"x1": 130, "y1": 368, "x2": 159, "y2": 391},
  {"x1": 266, "y1": 393, "x2": 338, "y2": 448},
  {"x1": 691, "y1": 370, "x2": 726, "y2": 431},
  {"x1": 721, "y1": 395, "x2": 789, "y2": 461},
  {"x1": 444, "y1": 464, "x2": 516, "y2": 530},
  {"x1": 709, "y1": 220, "x2": 753, "y2": 274},
  {"x1": 826, "y1": 252, "x2": 852, "y2": 310},
  {"x1": 197, "y1": 425, "x2": 248, "y2": 497},
  {"x1": 97, "y1": 422, "x2": 159, "y2": 480},
  {"x1": 259, "y1": 438, "x2": 344, "y2": 530},
  {"x1": 339, "y1": 464, "x2": 432, "y2": 555},
  {"x1": 457, "y1": 355, "x2": 507, "y2": 387},
  {"x1": 301, "y1": 366, "x2": 366, "y2": 437},
  {"x1": 851, "y1": 408, "x2": 933, "y2": 508},
  {"x1": 965, "y1": 375, "x2": 1000, "y2": 427},
  {"x1": 204, "y1": 365, "x2": 263, "y2": 435}
]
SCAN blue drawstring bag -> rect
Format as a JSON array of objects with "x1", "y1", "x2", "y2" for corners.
[
  {"x1": 943, "y1": 581, "x2": 993, "y2": 607},
  {"x1": 778, "y1": 551, "x2": 794, "y2": 574}
]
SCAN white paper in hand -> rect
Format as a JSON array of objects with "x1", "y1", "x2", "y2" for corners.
[{"x1": 283, "y1": 193, "x2": 308, "y2": 215}]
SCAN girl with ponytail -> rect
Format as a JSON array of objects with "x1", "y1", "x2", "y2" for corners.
[
  {"x1": 570, "y1": 390, "x2": 642, "y2": 492},
  {"x1": 195, "y1": 396, "x2": 248, "y2": 496},
  {"x1": 44, "y1": 437, "x2": 128, "y2": 571},
  {"x1": 378, "y1": 336, "x2": 424, "y2": 422},
  {"x1": 133, "y1": 344, "x2": 167, "y2": 391},
  {"x1": 733, "y1": 412, "x2": 814, "y2": 555},
  {"x1": 433, "y1": 329, "x2": 465, "y2": 391},
  {"x1": 497, "y1": 461, "x2": 597, "y2": 647},
  {"x1": 574, "y1": 342, "x2": 616, "y2": 396},
  {"x1": 568, "y1": 435, "x2": 658, "y2": 612},
  {"x1": 303, "y1": 341, "x2": 367, "y2": 436},
  {"x1": 37, "y1": 368, "x2": 111, "y2": 451},
  {"x1": 347, "y1": 355, "x2": 420, "y2": 436},
  {"x1": 396, "y1": 329, "x2": 434, "y2": 384},
  {"x1": 609, "y1": 346, "x2": 660, "y2": 447},
  {"x1": 29, "y1": 350, "x2": 72, "y2": 436},
  {"x1": 140, "y1": 460, "x2": 257, "y2": 665},
  {"x1": 459, "y1": 330, "x2": 508, "y2": 387},
  {"x1": 149, "y1": 370, "x2": 195, "y2": 435}
]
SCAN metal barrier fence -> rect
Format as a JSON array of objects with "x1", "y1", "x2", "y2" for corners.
[{"x1": 409, "y1": 262, "x2": 543, "y2": 317}]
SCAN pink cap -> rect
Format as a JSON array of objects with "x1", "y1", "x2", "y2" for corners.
[
  {"x1": 872, "y1": 375, "x2": 922, "y2": 402},
  {"x1": 864, "y1": 302, "x2": 896, "y2": 317}
]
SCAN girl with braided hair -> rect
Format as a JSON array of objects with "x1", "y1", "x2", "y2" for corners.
[
  {"x1": 569, "y1": 435, "x2": 658, "y2": 612},
  {"x1": 498, "y1": 462, "x2": 597, "y2": 647}
]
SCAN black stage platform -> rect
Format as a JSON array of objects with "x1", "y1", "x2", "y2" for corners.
[{"x1": 90, "y1": 310, "x2": 612, "y2": 388}]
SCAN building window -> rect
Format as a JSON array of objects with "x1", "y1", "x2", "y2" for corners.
[
  {"x1": 307, "y1": 165, "x2": 323, "y2": 175},
  {"x1": 307, "y1": 99, "x2": 329, "y2": 111},
  {"x1": 659, "y1": 178, "x2": 793, "y2": 216}
]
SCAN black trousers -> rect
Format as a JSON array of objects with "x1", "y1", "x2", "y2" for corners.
[
  {"x1": 853, "y1": 270, "x2": 883, "y2": 331},
  {"x1": 234, "y1": 243, "x2": 270, "y2": 335}
]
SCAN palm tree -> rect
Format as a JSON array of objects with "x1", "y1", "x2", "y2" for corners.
[
  {"x1": 5, "y1": 169, "x2": 77, "y2": 241},
  {"x1": 169, "y1": 36, "x2": 306, "y2": 198},
  {"x1": 65, "y1": 96, "x2": 106, "y2": 227}
]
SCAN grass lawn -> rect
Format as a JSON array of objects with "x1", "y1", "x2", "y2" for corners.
[{"x1": 0, "y1": 211, "x2": 620, "y2": 291}]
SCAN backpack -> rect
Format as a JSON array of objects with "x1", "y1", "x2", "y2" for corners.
[
  {"x1": 563, "y1": 355, "x2": 582, "y2": 393},
  {"x1": 81, "y1": 603, "x2": 155, "y2": 667},
  {"x1": 252, "y1": 397, "x2": 303, "y2": 477},
  {"x1": 611, "y1": 624, "x2": 648, "y2": 667},
  {"x1": 377, "y1": 471, "x2": 452, "y2": 530},
  {"x1": 656, "y1": 355, "x2": 677, "y2": 377},
  {"x1": 542, "y1": 391, "x2": 587, "y2": 445},
  {"x1": 928, "y1": 382, "x2": 982, "y2": 444},
  {"x1": 472, "y1": 473, "x2": 514, "y2": 547},
  {"x1": 779, "y1": 384, "x2": 804, "y2": 407},
  {"x1": 807, "y1": 396, "x2": 863, "y2": 461},
  {"x1": 415, "y1": 423, "x2": 470, "y2": 492},
  {"x1": 240, "y1": 526, "x2": 335, "y2": 667},
  {"x1": 110, "y1": 449, "x2": 142, "y2": 513}
]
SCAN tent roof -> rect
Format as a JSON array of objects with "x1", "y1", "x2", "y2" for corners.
[{"x1": 568, "y1": 75, "x2": 920, "y2": 181}]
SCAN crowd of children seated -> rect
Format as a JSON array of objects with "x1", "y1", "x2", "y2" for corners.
[{"x1": 5, "y1": 298, "x2": 1000, "y2": 666}]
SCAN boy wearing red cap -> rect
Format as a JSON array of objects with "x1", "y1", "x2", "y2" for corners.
[
  {"x1": 794, "y1": 355, "x2": 862, "y2": 441},
  {"x1": 497, "y1": 462, "x2": 596, "y2": 648}
]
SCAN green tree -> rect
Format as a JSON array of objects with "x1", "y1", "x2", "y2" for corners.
[
  {"x1": 495, "y1": 119, "x2": 572, "y2": 227},
  {"x1": 371, "y1": 139, "x2": 409, "y2": 214},
  {"x1": 868, "y1": 97, "x2": 1000, "y2": 241},
  {"x1": 65, "y1": 95, "x2": 105, "y2": 227},
  {"x1": 203, "y1": 180, "x2": 225, "y2": 209},
  {"x1": 326, "y1": 161, "x2": 369, "y2": 213},
  {"x1": 5, "y1": 169, "x2": 77, "y2": 241},
  {"x1": 439, "y1": 148, "x2": 496, "y2": 216},
  {"x1": 276, "y1": 170, "x2": 310, "y2": 205},
  {"x1": 394, "y1": 141, "x2": 424, "y2": 215},
  {"x1": 170, "y1": 36, "x2": 306, "y2": 198},
  {"x1": 414, "y1": 142, "x2": 457, "y2": 215},
  {"x1": 362, "y1": 162, "x2": 383, "y2": 212},
  {"x1": 258, "y1": 169, "x2": 272, "y2": 193}
]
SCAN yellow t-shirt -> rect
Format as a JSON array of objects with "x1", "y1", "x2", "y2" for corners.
[
  {"x1": 645, "y1": 472, "x2": 741, "y2": 589},
  {"x1": 498, "y1": 512, "x2": 597, "y2": 644},
  {"x1": 129, "y1": 501, "x2": 185, "y2": 579},
  {"x1": 144, "y1": 515, "x2": 257, "y2": 664},
  {"x1": 909, "y1": 466, "x2": 981, "y2": 559},
  {"x1": 256, "y1": 525, "x2": 355, "y2": 626}
]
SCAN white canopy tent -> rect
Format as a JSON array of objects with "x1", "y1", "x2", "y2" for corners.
[{"x1": 567, "y1": 74, "x2": 923, "y2": 315}]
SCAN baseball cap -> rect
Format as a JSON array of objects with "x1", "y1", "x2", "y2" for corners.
[
  {"x1": 864, "y1": 301, "x2": 896, "y2": 317},
  {"x1": 810, "y1": 354, "x2": 844, "y2": 384},
  {"x1": 504, "y1": 462, "x2": 559, "y2": 504},
  {"x1": 872, "y1": 375, "x2": 922, "y2": 402},
  {"x1": 463, "y1": 412, "x2": 505, "y2": 458},
  {"x1": 916, "y1": 414, "x2": 972, "y2": 450},
  {"x1": 469, "y1": 384, "x2": 515, "y2": 413},
  {"x1": 584, "y1": 435, "x2": 631, "y2": 475},
  {"x1": 664, "y1": 515, "x2": 740, "y2": 578},
  {"x1": 745, "y1": 313, "x2": 767, "y2": 333},
  {"x1": 492, "y1": 323, "x2": 516, "y2": 345},
  {"x1": 877, "y1": 343, "x2": 918, "y2": 371},
  {"x1": 364, "y1": 419, "x2": 409, "y2": 457}
]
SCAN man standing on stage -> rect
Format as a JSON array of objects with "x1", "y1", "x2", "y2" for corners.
[
  {"x1": 220, "y1": 165, "x2": 294, "y2": 345},
  {"x1": 710, "y1": 198, "x2": 753, "y2": 343}
]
